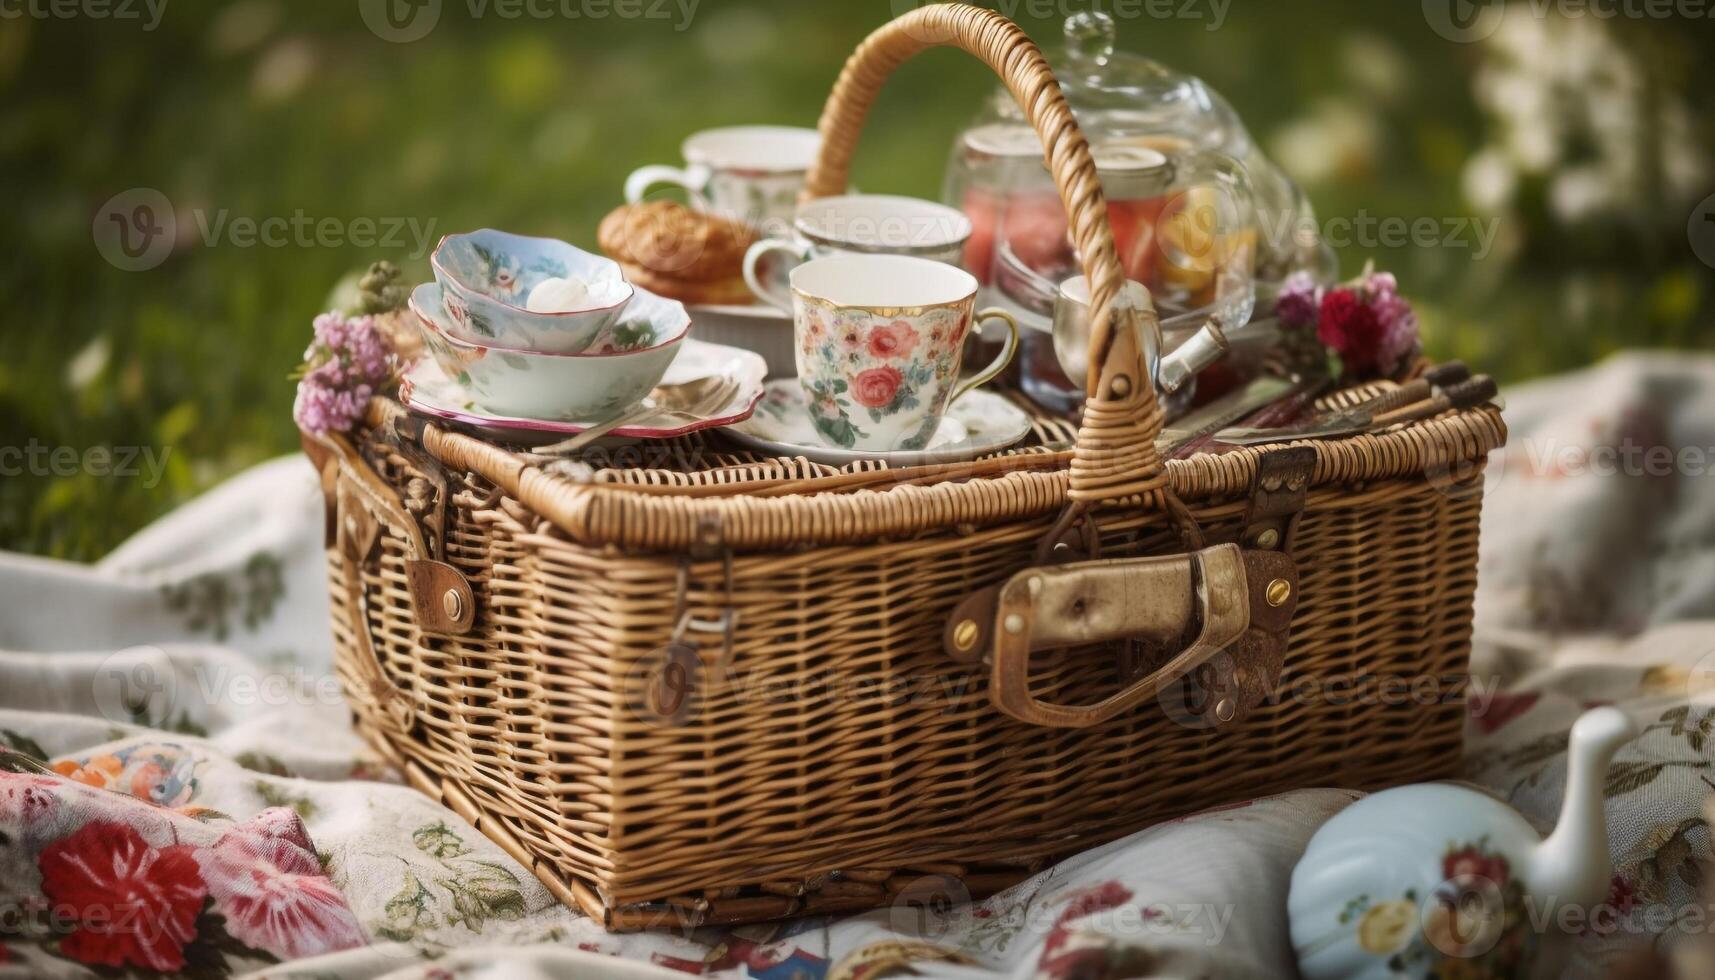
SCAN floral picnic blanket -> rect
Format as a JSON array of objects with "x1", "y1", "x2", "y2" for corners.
[{"x1": 2, "y1": 351, "x2": 1712, "y2": 979}]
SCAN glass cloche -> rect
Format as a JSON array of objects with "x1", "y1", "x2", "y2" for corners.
[{"x1": 943, "y1": 9, "x2": 1335, "y2": 414}]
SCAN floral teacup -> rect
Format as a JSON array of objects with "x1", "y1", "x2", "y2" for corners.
[
  {"x1": 791, "y1": 255, "x2": 1018, "y2": 451},
  {"x1": 623, "y1": 125, "x2": 821, "y2": 231},
  {"x1": 431, "y1": 229, "x2": 634, "y2": 354}
]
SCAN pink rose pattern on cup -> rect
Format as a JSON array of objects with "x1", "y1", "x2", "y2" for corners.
[{"x1": 796, "y1": 299, "x2": 972, "y2": 450}]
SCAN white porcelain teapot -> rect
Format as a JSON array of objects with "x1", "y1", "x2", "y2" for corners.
[{"x1": 1289, "y1": 706, "x2": 1638, "y2": 980}]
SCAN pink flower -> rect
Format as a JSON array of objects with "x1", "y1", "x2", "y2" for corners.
[
  {"x1": 1363, "y1": 271, "x2": 1400, "y2": 301},
  {"x1": 851, "y1": 366, "x2": 903, "y2": 409},
  {"x1": 867, "y1": 320, "x2": 920, "y2": 359},
  {"x1": 1274, "y1": 271, "x2": 1322, "y2": 329},
  {"x1": 38, "y1": 820, "x2": 207, "y2": 972},
  {"x1": 1359, "y1": 269, "x2": 1418, "y2": 374},
  {"x1": 195, "y1": 808, "x2": 364, "y2": 961},
  {"x1": 295, "y1": 311, "x2": 393, "y2": 435},
  {"x1": 1372, "y1": 292, "x2": 1419, "y2": 373}
]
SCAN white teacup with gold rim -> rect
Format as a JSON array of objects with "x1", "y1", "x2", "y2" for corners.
[
  {"x1": 791, "y1": 255, "x2": 1018, "y2": 452},
  {"x1": 623, "y1": 125, "x2": 820, "y2": 229},
  {"x1": 744, "y1": 194, "x2": 973, "y2": 309}
]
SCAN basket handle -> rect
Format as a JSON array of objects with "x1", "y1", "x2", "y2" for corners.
[
  {"x1": 804, "y1": 3, "x2": 1169, "y2": 504},
  {"x1": 950, "y1": 543, "x2": 1298, "y2": 728},
  {"x1": 302, "y1": 430, "x2": 479, "y2": 738}
]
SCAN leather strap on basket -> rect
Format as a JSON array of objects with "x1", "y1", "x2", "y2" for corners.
[
  {"x1": 945, "y1": 543, "x2": 1298, "y2": 729},
  {"x1": 303, "y1": 429, "x2": 480, "y2": 737},
  {"x1": 803, "y1": 3, "x2": 1167, "y2": 504}
]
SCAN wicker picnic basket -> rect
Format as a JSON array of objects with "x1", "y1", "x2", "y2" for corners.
[{"x1": 302, "y1": 4, "x2": 1507, "y2": 931}]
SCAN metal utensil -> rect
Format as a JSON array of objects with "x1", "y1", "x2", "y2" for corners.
[
  {"x1": 1216, "y1": 375, "x2": 1497, "y2": 445},
  {"x1": 1153, "y1": 372, "x2": 1318, "y2": 456},
  {"x1": 536, "y1": 374, "x2": 741, "y2": 456}
]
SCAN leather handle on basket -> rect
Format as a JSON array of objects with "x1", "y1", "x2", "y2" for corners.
[
  {"x1": 306, "y1": 429, "x2": 477, "y2": 636},
  {"x1": 303, "y1": 430, "x2": 477, "y2": 738},
  {"x1": 972, "y1": 543, "x2": 1294, "y2": 728},
  {"x1": 804, "y1": 3, "x2": 1168, "y2": 504}
]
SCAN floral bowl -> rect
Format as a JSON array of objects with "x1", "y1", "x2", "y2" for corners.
[
  {"x1": 431, "y1": 229, "x2": 634, "y2": 354},
  {"x1": 408, "y1": 282, "x2": 689, "y2": 420}
]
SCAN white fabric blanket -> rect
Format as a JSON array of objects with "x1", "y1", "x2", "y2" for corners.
[{"x1": 1, "y1": 351, "x2": 1711, "y2": 979}]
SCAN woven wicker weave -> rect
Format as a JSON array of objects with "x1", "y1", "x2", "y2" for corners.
[{"x1": 304, "y1": 3, "x2": 1506, "y2": 931}]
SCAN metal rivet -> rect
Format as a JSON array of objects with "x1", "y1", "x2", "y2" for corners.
[
  {"x1": 953, "y1": 619, "x2": 979, "y2": 651},
  {"x1": 1255, "y1": 528, "x2": 1280, "y2": 550},
  {"x1": 1263, "y1": 476, "x2": 1283, "y2": 492},
  {"x1": 1266, "y1": 578, "x2": 1291, "y2": 607},
  {"x1": 1003, "y1": 614, "x2": 1025, "y2": 635},
  {"x1": 443, "y1": 588, "x2": 466, "y2": 621},
  {"x1": 1027, "y1": 576, "x2": 1043, "y2": 597},
  {"x1": 1109, "y1": 375, "x2": 1132, "y2": 398},
  {"x1": 1214, "y1": 698, "x2": 1236, "y2": 722}
]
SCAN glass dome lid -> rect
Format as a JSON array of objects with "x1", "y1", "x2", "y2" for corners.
[{"x1": 984, "y1": 10, "x2": 1253, "y2": 157}]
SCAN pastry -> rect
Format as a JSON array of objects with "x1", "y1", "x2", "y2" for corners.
[
  {"x1": 619, "y1": 264, "x2": 757, "y2": 306},
  {"x1": 598, "y1": 201, "x2": 758, "y2": 305}
]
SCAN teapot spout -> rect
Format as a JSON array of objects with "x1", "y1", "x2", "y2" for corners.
[
  {"x1": 1157, "y1": 321, "x2": 1229, "y2": 394},
  {"x1": 1527, "y1": 706, "x2": 1639, "y2": 913}
]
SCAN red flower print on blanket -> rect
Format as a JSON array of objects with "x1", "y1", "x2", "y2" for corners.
[
  {"x1": 9, "y1": 766, "x2": 366, "y2": 973},
  {"x1": 196, "y1": 809, "x2": 365, "y2": 960},
  {"x1": 1037, "y1": 880, "x2": 1138, "y2": 978},
  {"x1": 38, "y1": 820, "x2": 207, "y2": 972}
]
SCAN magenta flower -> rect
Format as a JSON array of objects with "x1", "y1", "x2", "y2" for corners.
[
  {"x1": 1278, "y1": 265, "x2": 1419, "y2": 379},
  {"x1": 293, "y1": 311, "x2": 394, "y2": 435},
  {"x1": 1274, "y1": 271, "x2": 1322, "y2": 329},
  {"x1": 1361, "y1": 269, "x2": 1419, "y2": 374}
]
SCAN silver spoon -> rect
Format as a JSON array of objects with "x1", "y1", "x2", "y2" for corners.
[{"x1": 535, "y1": 374, "x2": 740, "y2": 456}]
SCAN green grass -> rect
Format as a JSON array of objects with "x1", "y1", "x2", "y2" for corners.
[{"x1": 2, "y1": 0, "x2": 1710, "y2": 559}]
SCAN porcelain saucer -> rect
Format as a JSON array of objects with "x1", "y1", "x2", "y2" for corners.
[
  {"x1": 724, "y1": 379, "x2": 1033, "y2": 466},
  {"x1": 684, "y1": 302, "x2": 794, "y2": 378},
  {"x1": 401, "y1": 338, "x2": 766, "y2": 447}
]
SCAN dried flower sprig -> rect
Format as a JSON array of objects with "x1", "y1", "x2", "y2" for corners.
[
  {"x1": 356, "y1": 260, "x2": 410, "y2": 315},
  {"x1": 292, "y1": 311, "x2": 396, "y2": 436}
]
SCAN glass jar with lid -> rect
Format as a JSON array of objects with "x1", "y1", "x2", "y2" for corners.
[{"x1": 944, "y1": 9, "x2": 1334, "y2": 414}]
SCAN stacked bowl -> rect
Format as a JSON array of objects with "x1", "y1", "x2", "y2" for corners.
[{"x1": 410, "y1": 229, "x2": 692, "y2": 420}]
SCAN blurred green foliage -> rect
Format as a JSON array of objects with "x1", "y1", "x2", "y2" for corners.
[{"x1": 2, "y1": 0, "x2": 1711, "y2": 559}]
